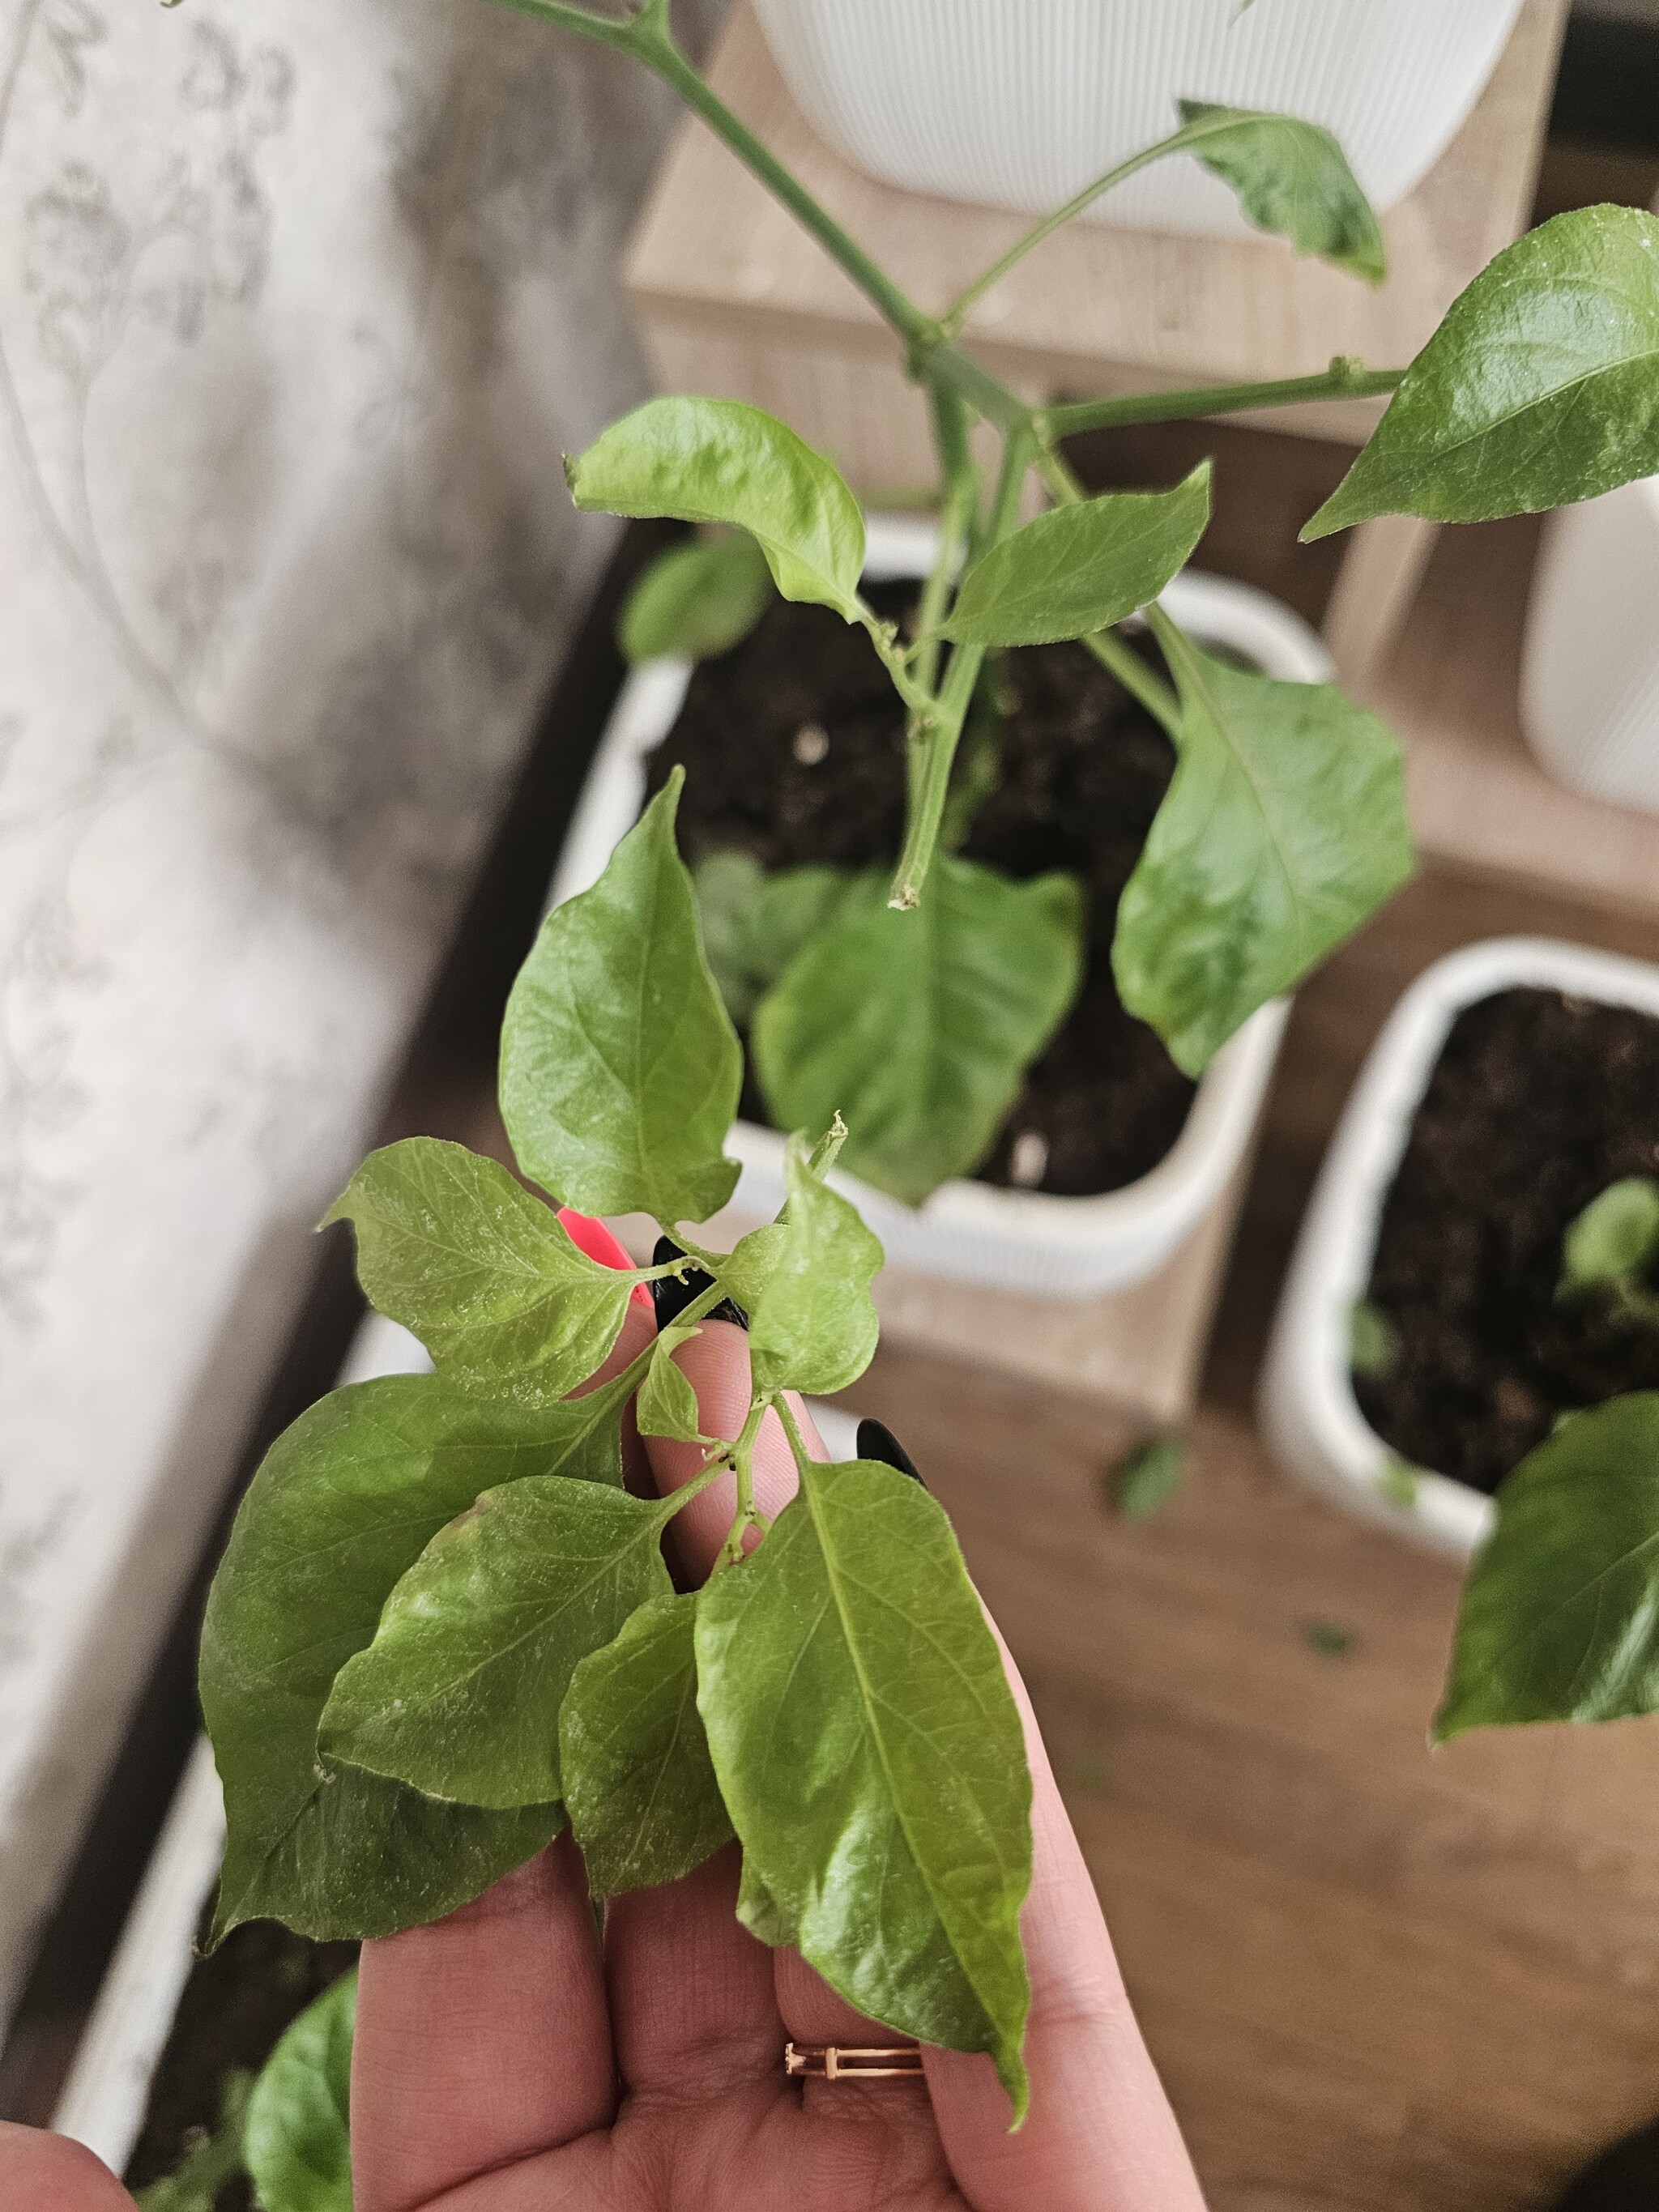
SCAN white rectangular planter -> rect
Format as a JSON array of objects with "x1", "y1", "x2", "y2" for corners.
[
  {"x1": 1260, "y1": 937, "x2": 1659, "y2": 1559},
  {"x1": 751, "y1": 0, "x2": 1525, "y2": 240},
  {"x1": 553, "y1": 517, "x2": 1320, "y2": 1300},
  {"x1": 1522, "y1": 472, "x2": 1659, "y2": 816}
]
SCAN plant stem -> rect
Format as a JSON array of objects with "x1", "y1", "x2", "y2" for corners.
[
  {"x1": 777, "y1": 1394, "x2": 817, "y2": 1479},
  {"x1": 944, "y1": 112, "x2": 1282, "y2": 335},
  {"x1": 1039, "y1": 359, "x2": 1404, "y2": 440},
  {"x1": 889, "y1": 424, "x2": 1030, "y2": 909},
  {"x1": 808, "y1": 1111, "x2": 850, "y2": 1178},
  {"x1": 719, "y1": 1394, "x2": 772, "y2": 1566}
]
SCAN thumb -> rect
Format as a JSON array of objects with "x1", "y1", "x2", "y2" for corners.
[{"x1": 636, "y1": 1318, "x2": 824, "y2": 1580}]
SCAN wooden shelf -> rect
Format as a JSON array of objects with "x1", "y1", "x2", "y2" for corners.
[{"x1": 1372, "y1": 513, "x2": 1659, "y2": 920}]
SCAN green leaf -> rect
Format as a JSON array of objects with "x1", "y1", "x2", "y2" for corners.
[
  {"x1": 568, "y1": 396, "x2": 867, "y2": 620},
  {"x1": 1305, "y1": 206, "x2": 1659, "y2": 539},
  {"x1": 753, "y1": 855, "x2": 1084, "y2": 1204},
  {"x1": 748, "y1": 1132, "x2": 882, "y2": 1396},
  {"x1": 199, "y1": 1375, "x2": 608, "y2": 1941},
  {"x1": 637, "y1": 1322, "x2": 710, "y2": 1443},
  {"x1": 700, "y1": 1221, "x2": 791, "y2": 1316},
  {"x1": 1115, "y1": 614, "x2": 1413, "y2": 1075},
  {"x1": 1435, "y1": 1394, "x2": 1659, "y2": 1741},
  {"x1": 1109, "y1": 1435, "x2": 1184, "y2": 1522},
  {"x1": 560, "y1": 1591, "x2": 734, "y2": 1894},
  {"x1": 134, "y1": 2073, "x2": 251, "y2": 2211},
  {"x1": 501, "y1": 771, "x2": 742, "y2": 1225},
  {"x1": 242, "y1": 1971, "x2": 355, "y2": 2212},
  {"x1": 697, "y1": 1460, "x2": 1033, "y2": 2113},
  {"x1": 941, "y1": 465, "x2": 1211, "y2": 646},
  {"x1": 1559, "y1": 1178, "x2": 1659, "y2": 1298},
  {"x1": 619, "y1": 532, "x2": 774, "y2": 663},
  {"x1": 693, "y1": 852, "x2": 856, "y2": 1030},
  {"x1": 324, "y1": 1138, "x2": 638, "y2": 1406},
  {"x1": 1349, "y1": 1298, "x2": 1401, "y2": 1378},
  {"x1": 1176, "y1": 101, "x2": 1385, "y2": 283},
  {"x1": 319, "y1": 1477, "x2": 674, "y2": 1810}
]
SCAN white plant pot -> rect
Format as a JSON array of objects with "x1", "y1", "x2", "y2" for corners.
[
  {"x1": 1521, "y1": 474, "x2": 1659, "y2": 816},
  {"x1": 554, "y1": 515, "x2": 1328, "y2": 1298},
  {"x1": 1260, "y1": 937, "x2": 1659, "y2": 1560},
  {"x1": 751, "y1": 0, "x2": 1525, "y2": 241}
]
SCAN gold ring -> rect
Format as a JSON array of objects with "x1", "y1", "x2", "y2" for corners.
[{"x1": 783, "y1": 2041, "x2": 924, "y2": 2080}]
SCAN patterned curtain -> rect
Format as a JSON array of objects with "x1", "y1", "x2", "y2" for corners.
[{"x1": 0, "y1": 0, "x2": 720, "y2": 2025}]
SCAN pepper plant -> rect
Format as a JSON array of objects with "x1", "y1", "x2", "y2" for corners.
[{"x1": 194, "y1": 0, "x2": 1659, "y2": 2119}]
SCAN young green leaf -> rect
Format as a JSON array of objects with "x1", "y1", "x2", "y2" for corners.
[
  {"x1": 619, "y1": 532, "x2": 774, "y2": 663},
  {"x1": 568, "y1": 396, "x2": 867, "y2": 620},
  {"x1": 637, "y1": 1322, "x2": 710, "y2": 1443},
  {"x1": 747, "y1": 1131, "x2": 883, "y2": 1396},
  {"x1": 696, "y1": 1459, "x2": 1033, "y2": 2114},
  {"x1": 1559, "y1": 1178, "x2": 1659, "y2": 1298},
  {"x1": 199, "y1": 1376, "x2": 608, "y2": 1941},
  {"x1": 323, "y1": 1138, "x2": 638, "y2": 1406},
  {"x1": 693, "y1": 852, "x2": 856, "y2": 1030},
  {"x1": 1176, "y1": 101, "x2": 1385, "y2": 283},
  {"x1": 319, "y1": 1477, "x2": 675, "y2": 1810},
  {"x1": 560, "y1": 1591, "x2": 734, "y2": 1894},
  {"x1": 753, "y1": 856, "x2": 1084, "y2": 1204},
  {"x1": 1435, "y1": 1393, "x2": 1659, "y2": 1741},
  {"x1": 1349, "y1": 1298, "x2": 1401, "y2": 1378},
  {"x1": 940, "y1": 465, "x2": 1211, "y2": 646},
  {"x1": 242, "y1": 1970, "x2": 356, "y2": 2212},
  {"x1": 1109, "y1": 1434, "x2": 1184, "y2": 1522},
  {"x1": 1115, "y1": 613, "x2": 1413, "y2": 1074},
  {"x1": 1304, "y1": 206, "x2": 1659, "y2": 539},
  {"x1": 501, "y1": 771, "x2": 741, "y2": 1226}
]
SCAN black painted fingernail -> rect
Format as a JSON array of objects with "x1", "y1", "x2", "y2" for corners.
[
  {"x1": 857, "y1": 1417, "x2": 927, "y2": 1490},
  {"x1": 650, "y1": 1235, "x2": 748, "y2": 1331}
]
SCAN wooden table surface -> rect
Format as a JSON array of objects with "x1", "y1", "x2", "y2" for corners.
[{"x1": 837, "y1": 859, "x2": 1659, "y2": 2211}]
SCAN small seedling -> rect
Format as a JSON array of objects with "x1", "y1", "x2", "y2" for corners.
[
  {"x1": 1300, "y1": 1617, "x2": 1357, "y2": 1660},
  {"x1": 1557, "y1": 1177, "x2": 1659, "y2": 1330},
  {"x1": 1107, "y1": 1434, "x2": 1185, "y2": 1522},
  {"x1": 1349, "y1": 1299, "x2": 1400, "y2": 1379}
]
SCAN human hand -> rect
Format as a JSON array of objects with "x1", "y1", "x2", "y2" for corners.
[{"x1": 2, "y1": 1304, "x2": 1204, "y2": 2212}]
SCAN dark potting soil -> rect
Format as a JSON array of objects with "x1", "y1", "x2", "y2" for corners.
[
  {"x1": 643, "y1": 582, "x2": 1196, "y2": 1197},
  {"x1": 1356, "y1": 986, "x2": 1659, "y2": 1495},
  {"x1": 122, "y1": 1911, "x2": 356, "y2": 2205}
]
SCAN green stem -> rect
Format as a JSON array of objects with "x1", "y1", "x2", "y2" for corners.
[
  {"x1": 719, "y1": 1394, "x2": 772, "y2": 1566},
  {"x1": 943, "y1": 113, "x2": 1280, "y2": 335},
  {"x1": 913, "y1": 386, "x2": 976, "y2": 697},
  {"x1": 777, "y1": 1394, "x2": 817, "y2": 1480},
  {"x1": 889, "y1": 424, "x2": 1031, "y2": 909},
  {"x1": 808, "y1": 1112, "x2": 850, "y2": 1179},
  {"x1": 1040, "y1": 360, "x2": 1404, "y2": 441}
]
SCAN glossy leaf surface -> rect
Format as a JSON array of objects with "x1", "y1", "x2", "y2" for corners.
[
  {"x1": 748, "y1": 1132, "x2": 882, "y2": 1396},
  {"x1": 942, "y1": 465, "x2": 1210, "y2": 646},
  {"x1": 1306, "y1": 207, "x2": 1659, "y2": 538},
  {"x1": 637, "y1": 1322, "x2": 710, "y2": 1443},
  {"x1": 325, "y1": 1138, "x2": 637, "y2": 1404},
  {"x1": 697, "y1": 1460, "x2": 1033, "y2": 2113},
  {"x1": 620, "y1": 532, "x2": 774, "y2": 663},
  {"x1": 320, "y1": 1476, "x2": 673, "y2": 1809},
  {"x1": 1177, "y1": 101, "x2": 1385, "y2": 282},
  {"x1": 753, "y1": 856, "x2": 1084, "y2": 1204},
  {"x1": 501, "y1": 774, "x2": 741, "y2": 1225},
  {"x1": 568, "y1": 396, "x2": 866, "y2": 620},
  {"x1": 201, "y1": 1376, "x2": 585, "y2": 1940},
  {"x1": 1115, "y1": 616, "x2": 1412, "y2": 1073},
  {"x1": 1435, "y1": 1394, "x2": 1659, "y2": 1740},
  {"x1": 693, "y1": 852, "x2": 855, "y2": 1030},
  {"x1": 243, "y1": 1970, "x2": 356, "y2": 2212},
  {"x1": 561, "y1": 1591, "x2": 733, "y2": 1894}
]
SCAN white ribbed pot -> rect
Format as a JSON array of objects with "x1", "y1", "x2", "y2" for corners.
[
  {"x1": 552, "y1": 514, "x2": 1333, "y2": 1300},
  {"x1": 751, "y1": 0, "x2": 1525, "y2": 241},
  {"x1": 1521, "y1": 473, "x2": 1659, "y2": 816},
  {"x1": 1260, "y1": 938, "x2": 1659, "y2": 1560}
]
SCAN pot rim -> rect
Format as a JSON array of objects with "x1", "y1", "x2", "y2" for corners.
[{"x1": 1260, "y1": 935, "x2": 1659, "y2": 1558}]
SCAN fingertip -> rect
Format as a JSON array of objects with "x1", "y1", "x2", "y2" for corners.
[{"x1": 0, "y1": 2125, "x2": 134, "y2": 2210}]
